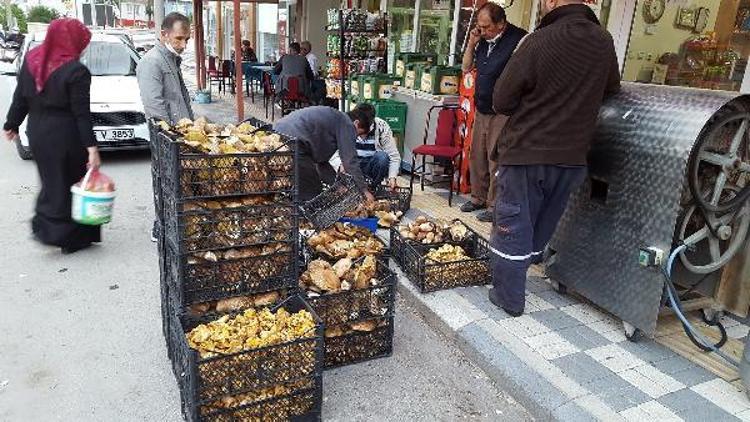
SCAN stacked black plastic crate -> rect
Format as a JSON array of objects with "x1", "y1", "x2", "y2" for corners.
[
  {"x1": 300, "y1": 183, "x2": 397, "y2": 368},
  {"x1": 151, "y1": 118, "x2": 323, "y2": 421}
]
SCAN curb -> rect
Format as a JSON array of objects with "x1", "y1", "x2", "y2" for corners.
[{"x1": 394, "y1": 267, "x2": 624, "y2": 422}]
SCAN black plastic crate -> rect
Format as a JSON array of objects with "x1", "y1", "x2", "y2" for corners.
[
  {"x1": 163, "y1": 194, "x2": 298, "y2": 254},
  {"x1": 300, "y1": 173, "x2": 363, "y2": 230},
  {"x1": 156, "y1": 118, "x2": 298, "y2": 201},
  {"x1": 375, "y1": 185, "x2": 412, "y2": 213},
  {"x1": 323, "y1": 315, "x2": 394, "y2": 369},
  {"x1": 149, "y1": 120, "x2": 164, "y2": 221},
  {"x1": 169, "y1": 295, "x2": 323, "y2": 422},
  {"x1": 399, "y1": 234, "x2": 491, "y2": 293},
  {"x1": 389, "y1": 219, "x2": 476, "y2": 270},
  {"x1": 301, "y1": 258, "x2": 395, "y2": 327},
  {"x1": 165, "y1": 240, "x2": 298, "y2": 307},
  {"x1": 300, "y1": 257, "x2": 395, "y2": 368}
]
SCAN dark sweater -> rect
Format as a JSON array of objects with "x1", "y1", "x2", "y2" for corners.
[
  {"x1": 273, "y1": 106, "x2": 366, "y2": 191},
  {"x1": 492, "y1": 4, "x2": 621, "y2": 166}
]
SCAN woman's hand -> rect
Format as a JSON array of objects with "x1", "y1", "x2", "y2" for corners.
[
  {"x1": 3, "y1": 129, "x2": 18, "y2": 142},
  {"x1": 87, "y1": 146, "x2": 101, "y2": 169}
]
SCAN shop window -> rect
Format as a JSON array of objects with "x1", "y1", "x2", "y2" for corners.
[
  {"x1": 418, "y1": 0, "x2": 455, "y2": 65},
  {"x1": 623, "y1": 0, "x2": 749, "y2": 92},
  {"x1": 389, "y1": 0, "x2": 417, "y2": 71}
]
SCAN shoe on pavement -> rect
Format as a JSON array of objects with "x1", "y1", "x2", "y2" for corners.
[
  {"x1": 488, "y1": 287, "x2": 523, "y2": 317},
  {"x1": 476, "y1": 210, "x2": 493, "y2": 223},
  {"x1": 151, "y1": 222, "x2": 160, "y2": 243},
  {"x1": 460, "y1": 201, "x2": 484, "y2": 212}
]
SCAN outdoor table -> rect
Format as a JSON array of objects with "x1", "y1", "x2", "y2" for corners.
[{"x1": 246, "y1": 64, "x2": 276, "y2": 102}]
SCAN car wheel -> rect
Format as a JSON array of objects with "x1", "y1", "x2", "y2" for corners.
[{"x1": 15, "y1": 138, "x2": 32, "y2": 160}]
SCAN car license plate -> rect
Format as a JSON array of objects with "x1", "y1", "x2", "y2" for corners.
[{"x1": 95, "y1": 129, "x2": 134, "y2": 142}]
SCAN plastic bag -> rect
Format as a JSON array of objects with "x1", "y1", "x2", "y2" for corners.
[{"x1": 76, "y1": 168, "x2": 115, "y2": 193}]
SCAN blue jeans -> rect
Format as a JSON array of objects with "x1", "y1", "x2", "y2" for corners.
[{"x1": 359, "y1": 151, "x2": 390, "y2": 188}]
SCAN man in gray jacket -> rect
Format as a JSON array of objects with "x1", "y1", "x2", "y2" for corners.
[
  {"x1": 137, "y1": 12, "x2": 194, "y2": 241},
  {"x1": 137, "y1": 12, "x2": 194, "y2": 125}
]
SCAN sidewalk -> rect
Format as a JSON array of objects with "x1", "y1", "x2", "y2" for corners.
[
  {"x1": 178, "y1": 65, "x2": 750, "y2": 421},
  {"x1": 398, "y1": 187, "x2": 750, "y2": 422}
]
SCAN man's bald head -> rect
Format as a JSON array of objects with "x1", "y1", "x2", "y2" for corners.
[{"x1": 541, "y1": 0, "x2": 584, "y2": 17}]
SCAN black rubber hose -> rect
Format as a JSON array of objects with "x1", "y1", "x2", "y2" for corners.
[{"x1": 663, "y1": 268, "x2": 729, "y2": 352}]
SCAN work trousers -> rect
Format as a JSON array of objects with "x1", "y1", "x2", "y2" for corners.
[
  {"x1": 360, "y1": 151, "x2": 390, "y2": 188},
  {"x1": 470, "y1": 112, "x2": 508, "y2": 208},
  {"x1": 490, "y1": 165, "x2": 587, "y2": 313}
]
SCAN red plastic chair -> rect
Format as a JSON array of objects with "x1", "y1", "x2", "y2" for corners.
[
  {"x1": 278, "y1": 76, "x2": 310, "y2": 116},
  {"x1": 409, "y1": 104, "x2": 466, "y2": 207},
  {"x1": 262, "y1": 72, "x2": 276, "y2": 120},
  {"x1": 207, "y1": 56, "x2": 224, "y2": 94}
]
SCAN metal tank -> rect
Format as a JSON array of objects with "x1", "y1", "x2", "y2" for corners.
[{"x1": 547, "y1": 82, "x2": 750, "y2": 337}]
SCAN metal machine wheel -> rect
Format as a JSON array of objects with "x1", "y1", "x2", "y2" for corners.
[
  {"x1": 688, "y1": 113, "x2": 750, "y2": 213},
  {"x1": 678, "y1": 199, "x2": 750, "y2": 274}
]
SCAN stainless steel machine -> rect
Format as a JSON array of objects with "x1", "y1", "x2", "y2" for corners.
[{"x1": 547, "y1": 82, "x2": 750, "y2": 339}]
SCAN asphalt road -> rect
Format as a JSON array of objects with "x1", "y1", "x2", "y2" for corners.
[{"x1": 0, "y1": 87, "x2": 530, "y2": 422}]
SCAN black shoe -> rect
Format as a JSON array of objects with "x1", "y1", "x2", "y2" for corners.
[
  {"x1": 61, "y1": 243, "x2": 92, "y2": 255},
  {"x1": 476, "y1": 210, "x2": 493, "y2": 223},
  {"x1": 488, "y1": 287, "x2": 523, "y2": 317},
  {"x1": 151, "y1": 222, "x2": 160, "y2": 243},
  {"x1": 460, "y1": 201, "x2": 484, "y2": 212}
]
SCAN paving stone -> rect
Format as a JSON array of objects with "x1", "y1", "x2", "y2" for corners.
[
  {"x1": 619, "y1": 364, "x2": 685, "y2": 398},
  {"x1": 558, "y1": 325, "x2": 612, "y2": 352},
  {"x1": 620, "y1": 400, "x2": 683, "y2": 421},
  {"x1": 525, "y1": 292, "x2": 555, "y2": 313},
  {"x1": 658, "y1": 388, "x2": 739, "y2": 422},
  {"x1": 584, "y1": 373, "x2": 652, "y2": 412},
  {"x1": 523, "y1": 331, "x2": 580, "y2": 360},
  {"x1": 691, "y1": 378, "x2": 750, "y2": 415},
  {"x1": 553, "y1": 352, "x2": 611, "y2": 386},
  {"x1": 586, "y1": 344, "x2": 645, "y2": 373},
  {"x1": 454, "y1": 286, "x2": 512, "y2": 321},
  {"x1": 496, "y1": 314, "x2": 551, "y2": 339},
  {"x1": 534, "y1": 289, "x2": 578, "y2": 309},
  {"x1": 667, "y1": 365, "x2": 717, "y2": 388},
  {"x1": 458, "y1": 321, "x2": 572, "y2": 415},
  {"x1": 651, "y1": 355, "x2": 695, "y2": 375},
  {"x1": 526, "y1": 276, "x2": 553, "y2": 294},
  {"x1": 619, "y1": 339, "x2": 679, "y2": 364},
  {"x1": 532, "y1": 309, "x2": 583, "y2": 331},
  {"x1": 561, "y1": 303, "x2": 610, "y2": 325},
  {"x1": 551, "y1": 399, "x2": 601, "y2": 422}
]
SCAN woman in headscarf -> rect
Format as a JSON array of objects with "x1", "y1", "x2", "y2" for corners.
[{"x1": 3, "y1": 18, "x2": 102, "y2": 254}]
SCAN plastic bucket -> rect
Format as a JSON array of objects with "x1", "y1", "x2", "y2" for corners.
[
  {"x1": 70, "y1": 185, "x2": 116, "y2": 226},
  {"x1": 194, "y1": 90, "x2": 211, "y2": 104}
]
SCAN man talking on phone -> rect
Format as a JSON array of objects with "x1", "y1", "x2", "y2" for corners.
[{"x1": 460, "y1": 3, "x2": 526, "y2": 222}]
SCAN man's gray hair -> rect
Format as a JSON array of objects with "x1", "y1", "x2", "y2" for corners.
[{"x1": 162, "y1": 12, "x2": 190, "y2": 31}]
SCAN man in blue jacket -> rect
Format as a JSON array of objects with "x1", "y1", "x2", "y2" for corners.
[{"x1": 460, "y1": 3, "x2": 526, "y2": 222}]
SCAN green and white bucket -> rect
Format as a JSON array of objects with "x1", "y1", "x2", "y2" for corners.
[{"x1": 70, "y1": 169, "x2": 116, "y2": 226}]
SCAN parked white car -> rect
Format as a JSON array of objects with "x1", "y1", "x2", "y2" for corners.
[{"x1": 0, "y1": 32, "x2": 149, "y2": 160}]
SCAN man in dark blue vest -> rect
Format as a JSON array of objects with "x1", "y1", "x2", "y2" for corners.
[{"x1": 460, "y1": 3, "x2": 526, "y2": 222}]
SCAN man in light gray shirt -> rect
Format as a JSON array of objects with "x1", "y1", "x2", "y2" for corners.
[
  {"x1": 137, "y1": 12, "x2": 193, "y2": 125},
  {"x1": 136, "y1": 12, "x2": 194, "y2": 241}
]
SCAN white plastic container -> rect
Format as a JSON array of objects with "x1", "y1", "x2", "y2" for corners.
[{"x1": 70, "y1": 168, "x2": 116, "y2": 225}]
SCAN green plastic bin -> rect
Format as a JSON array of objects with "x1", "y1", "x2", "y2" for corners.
[
  {"x1": 370, "y1": 99, "x2": 408, "y2": 133},
  {"x1": 420, "y1": 65, "x2": 461, "y2": 95},
  {"x1": 403, "y1": 63, "x2": 429, "y2": 90},
  {"x1": 363, "y1": 75, "x2": 399, "y2": 100},
  {"x1": 395, "y1": 53, "x2": 437, "y2": 78}
]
